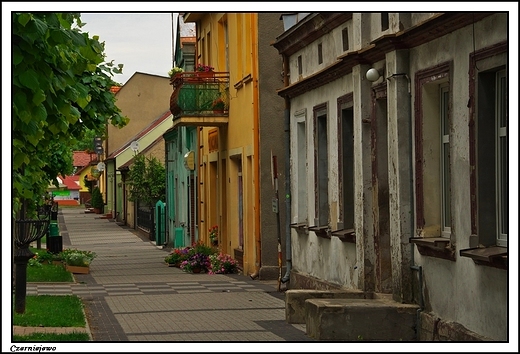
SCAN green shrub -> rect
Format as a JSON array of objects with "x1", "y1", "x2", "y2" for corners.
[{"x1": 91, "y1": 187, "x2": 103, "y2": 210}]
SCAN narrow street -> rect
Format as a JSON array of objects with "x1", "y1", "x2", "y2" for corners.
[{"x1": 26, "y1": 207, "x2": 312, "y2": 344}]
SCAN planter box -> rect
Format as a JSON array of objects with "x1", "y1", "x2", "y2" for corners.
[{"x1": 66, "y1": 264, "x2": 90, "y2": 274}]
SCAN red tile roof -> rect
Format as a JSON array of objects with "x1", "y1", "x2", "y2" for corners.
[
  {"x1": 59, "y1": 175, "x2": 81, "y2": 190},
  {"x1": 73, "y1": 151, "x2": 97, "y2": 168},
  {"x1": 110, "y1": 86, "x2": 121, "y2": 93}
]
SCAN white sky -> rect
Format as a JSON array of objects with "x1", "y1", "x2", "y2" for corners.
[{"x1": 79, "y1": 13, "x2": 176, "y2": 85}]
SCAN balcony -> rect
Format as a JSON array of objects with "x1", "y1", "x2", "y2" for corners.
[{"x1": 169, "y1": 72, "x2": 230, "y2": 127}]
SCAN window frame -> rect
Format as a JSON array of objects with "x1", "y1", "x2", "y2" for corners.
[
  {"x1": 460, "y1": 41, "x2": 507, "y2": 270},
  {"x1": 440, "y1": 84, "x2": 451, "y2": 238},
  {"x1": 409, "y1": 61, "x2": 455, "y2": 261}
]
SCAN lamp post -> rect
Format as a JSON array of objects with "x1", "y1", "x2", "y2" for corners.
[{"x1": 14, "y1": 214, "x2": 49, "y2": 313}]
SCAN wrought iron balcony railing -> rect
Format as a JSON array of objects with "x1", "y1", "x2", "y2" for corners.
[{"x1": 170, "y1": 72, "x2": 230, "y2": 119}]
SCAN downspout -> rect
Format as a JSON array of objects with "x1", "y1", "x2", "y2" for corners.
[
  {"x1": 250, "y1": 14, "x2": 262, "y2": 280},
  {"x1": 390, "y1": 71, "x2": 424, "y2": 337},
  {"x1": 281, "y1": 53, "x2": 291, "y2": 284}
]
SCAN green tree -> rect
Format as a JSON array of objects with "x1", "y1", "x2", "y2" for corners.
[
  {"x1": 128, "y1": 154, "x2": 166, "y2": 206},
  {"x1": 12, "y1": 13, "x2": 129, "y2": 216}
]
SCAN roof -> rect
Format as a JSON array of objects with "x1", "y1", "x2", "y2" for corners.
[
  {"x1": 117, "y1": 135, "x2": 164, "y2": 170},
  {"x1": 106, "y1": 110, "x2": 172, "y2": 160},
  {"x1": 73, "y1": 151, "x2": 97, "y2": 167},
  {"x1": 110, "y1": 86, "x2": 122, "y2": 93},
  {"x1": 57, "y1": 175, "x2": 81, "y2": 190}
]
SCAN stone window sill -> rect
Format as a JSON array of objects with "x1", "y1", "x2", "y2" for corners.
[
  {"x1": 331, "y1": 228, "x2": 356, "y2": 243},
  {"x1": 409, "y1": 237, "x2": 456, "y2": 261},
  {"x1": 308, "y1": 225, "x2": 330, "y2": 239},
  {"x1": 290, "y1": 222, "x2": 308, "y2": 235},
  {"x1": 460, "y1": 246, "x2": 507, "y2": 270}
]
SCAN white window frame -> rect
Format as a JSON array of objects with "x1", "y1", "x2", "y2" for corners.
[
  {"x1": 496, "y1": 69, "x2": 507, "y2": 247},
  {"x1": 440, "y1": 84, "x2": 451, "y2": 238}
]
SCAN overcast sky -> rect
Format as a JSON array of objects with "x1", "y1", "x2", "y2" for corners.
[{"x1": 80, "y1": 13, "x2": 177, "y2": 85}]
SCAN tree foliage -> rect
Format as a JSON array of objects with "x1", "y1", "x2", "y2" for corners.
[
  {"x1": 12, "y1": 13, "x2": 129, "y2": 215},
  {"x1": 128, "y1": 154, "x2": 166, "y2": 206}
]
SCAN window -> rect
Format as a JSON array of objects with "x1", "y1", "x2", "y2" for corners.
[
  {"x1": 381, "y1": 12, "x2": 389, "y2": 31},
  {"x1": 334, "y1": 94, "x2": 355, "y2": 242},
  {"x1": 341, "y1": 107, "x2": 354, "y2": 231},
  {"x1": 318, "y1": 43, "x2": 323, "y2": 64},
  {"x1": 313, "y1": 105, "x2": 329, "y2": 230},
  {"x1": 440, "y1": 84, "x2": 451, "y2": 237},
  {"x1": 475, "y1": 68, "x2": 508, "y2": 247},
  {"x1": 410, "y1": 62, "x2": 454, "y2": 260},
  {"x1": 297, "y1": 55, "x2": 302, "y2": 76},
  {"x1": 342, "y1": 27, "x2": 349, "y2": 52},
  {"x1": 291, "y1": 110, "x2": 309, "y2": 233},
  {"x1": 296, "y1": 114, "x2": 308, "y2": 224},
  {"x1": 496, "y1": 70, "x2": 508, "y2": 246},
  {"x1": 461, "y1": 42, "x2": 507, "y2": 269}
]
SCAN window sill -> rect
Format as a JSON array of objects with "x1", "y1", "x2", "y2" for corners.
[
  {"x1": 331, "y1": 228, "x2": 356, "y2": 243},
  {"x1": 308, "y1": 225, "x2": 330, "y2": 239},
  {"x1": 409, "y1": 237, "x2": 455, "y2": 261},
  {"x1": 290, "y1": 222, "x2": 308, "y2": 235},
  {"x1": 459, "y1": 246, "x2": 507, "y2": 270}
]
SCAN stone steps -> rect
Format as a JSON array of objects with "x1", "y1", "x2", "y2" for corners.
[{"x1": 285, "y1": 289, "x2": 420, "y2": 341}]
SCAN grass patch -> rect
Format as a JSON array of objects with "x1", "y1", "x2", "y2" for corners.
[
  {"x1": 26, "y1": 263, "x2": 73, "y2": 282},
  {"x1": 13, "y1": 295, "x2": 86, "y2": 327},
  {"x1": 13, "y1": 332, "x2": 90, "y2": 342},
  {"x1": 26, "y1": 248, "x2": 73, "y2": 282}
]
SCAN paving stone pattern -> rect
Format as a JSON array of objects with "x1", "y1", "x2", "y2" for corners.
[{"x1": 23, "y1": 208, "x2": 312, "y2": 343}]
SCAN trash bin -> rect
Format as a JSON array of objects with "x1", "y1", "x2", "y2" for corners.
[
  {"x1": 47, "y1": 236, "x2": 62, "y2": 254},
  {"x1": 49, "y1": 223, "x2": 59, "y2": 237}
]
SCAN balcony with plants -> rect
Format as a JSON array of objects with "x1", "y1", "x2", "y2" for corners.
[{"x1": 169, "y1": 64, "x2": 230, "y2": 127}]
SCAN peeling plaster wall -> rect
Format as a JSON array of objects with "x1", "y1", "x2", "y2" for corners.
[{"x1": 407, "y1": 14, "x2": 508, "y2": 340}]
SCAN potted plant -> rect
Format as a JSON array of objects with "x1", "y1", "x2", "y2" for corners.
[
  {"x1": 196, "y1": 64, "x2": 214, "y2": 73},
  {"x1": 91, "y1": 187, "x2": 104, "y2": 214},
  {"x1": 164, "y1": 247, "x2": 190, "y2": 267},
  {"x1": 168, "y1": 66, "x2": 184, "y2": 78},
  {"x1": 60, "y1": 249, "x2": 97, "y2": 274},
  {"x1": 208, "y1": 253, "x2": 238, "y2": 274},
  {"x1": 212, "y1": 98, "x2": 226, "y2": 113},
  {"x1": 209, "y1": 225, "x2": 219, "y2": 246},
  {"x1": 180, "y1": 241, "x2": 213, "y2": 273},
  {"x1": 195, "y1": 63, "x2": 214, "y2": 79}
]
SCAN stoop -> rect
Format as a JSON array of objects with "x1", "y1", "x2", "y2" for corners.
[
  {"x1": 285, "y1": 289, "x2": 369, "y2": 324},
  {"x1": 305, "y1": 297, "x2": 420, "y2": 341}
]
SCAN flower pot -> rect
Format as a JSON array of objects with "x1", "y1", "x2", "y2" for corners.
[
  {"x1": 192, "y1": 267, "x2": 202, "y2": 274},
  {"x1": 66, "y1": 264, "x2": 90, "y2": 274},
  {"x1": 196, "y1": 71, "x2": 214, "y2": 79}
]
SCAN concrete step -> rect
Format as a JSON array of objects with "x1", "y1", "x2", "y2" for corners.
[
  {"x1": 285, "y1": 289, "x2": 369, "y2": 324},
  {"x1": 305, "y1": 297, "x2": 420, "y2": 341}
]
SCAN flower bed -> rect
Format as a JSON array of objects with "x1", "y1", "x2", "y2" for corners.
[
  {"x1": 168, "y1": 241, "x2": 238, "y2": 274},
  {"x1": 59, "y1": 249, "x2": 97, "y2": 273}
]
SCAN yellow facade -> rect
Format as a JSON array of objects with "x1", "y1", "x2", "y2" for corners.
[{"x1": 191, "y1": 13, "x2": 260, "y2": 276}]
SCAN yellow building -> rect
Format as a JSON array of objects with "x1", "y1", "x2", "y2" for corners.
[{"x1": 173, "y1": 13, "x2": 286, "y2": 279}]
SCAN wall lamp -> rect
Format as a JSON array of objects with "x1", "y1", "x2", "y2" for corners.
[{"x1": 365, "y1": 68, "x2": 382, "y2": 82}]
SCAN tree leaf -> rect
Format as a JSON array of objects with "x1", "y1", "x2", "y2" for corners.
[{"x1": 18, "y1": 69, "x2": 40, "y2": 90}]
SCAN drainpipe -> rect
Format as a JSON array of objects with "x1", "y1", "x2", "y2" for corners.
[
  {"x1": 250, "y1": 14, "x2": 262, "y2": 280},
  {"x1": 389, "y1": 71, "x2": 424, "y2": 337},
  {"x1": 281, "y1": 53, "x2": 291, "y2": 284}
]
